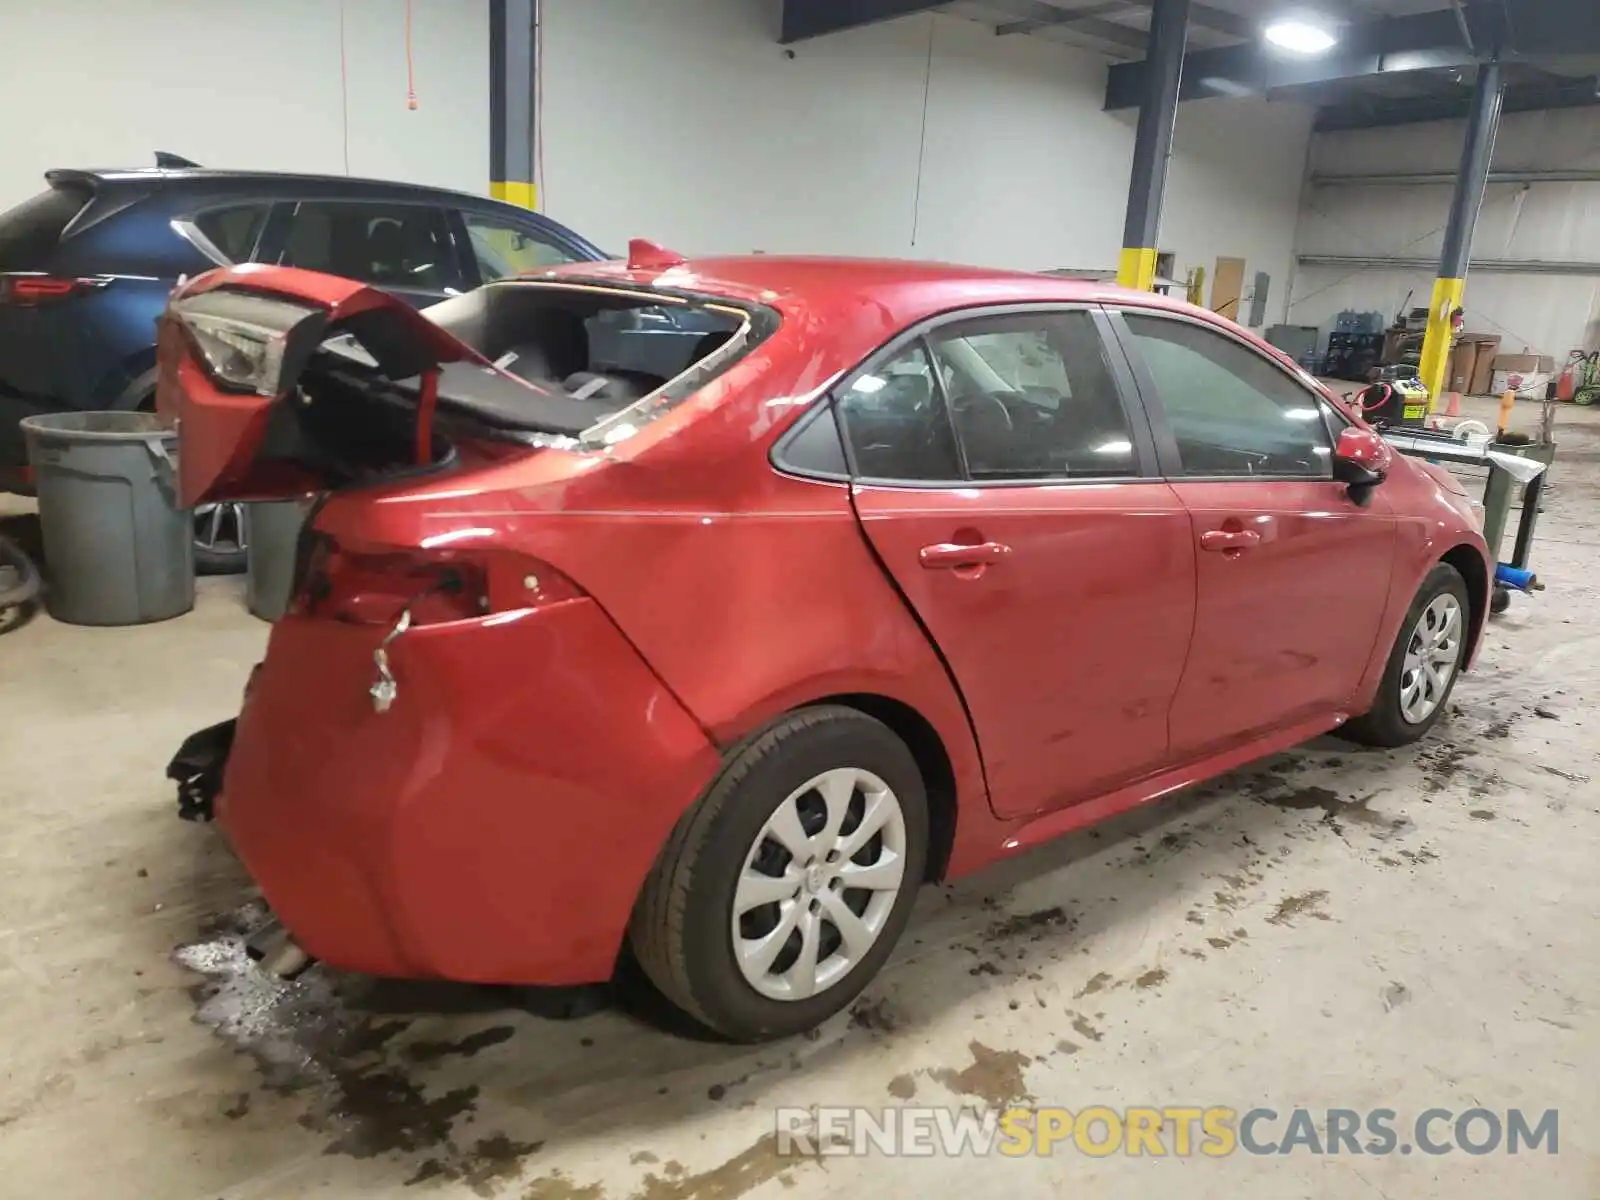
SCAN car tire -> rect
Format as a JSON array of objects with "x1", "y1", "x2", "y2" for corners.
[
  {"x1": 193, "y1": 502, "x2": 248, "y2": 576},
  {"x1": 630, "y1": 705, "x2": 929, "y2": 1043},
  {"x1": 1340, "y1": 562, "x2": 1470, "y2": 748}
]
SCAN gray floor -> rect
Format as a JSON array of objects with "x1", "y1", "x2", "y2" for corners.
[{"x1": 2, "y1": 395, "x2": 1597, "y2": 1199}]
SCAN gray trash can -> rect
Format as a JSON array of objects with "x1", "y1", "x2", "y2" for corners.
[
  {"x1": 20, "y1": 411, "x2": 195, "y2": 626},
  {"x1": 245, "y1": 498, "x2": 313, "y2": 621}
]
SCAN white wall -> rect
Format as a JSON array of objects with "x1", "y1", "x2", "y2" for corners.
[
  {"x1": 539, "y1": 0, "x2": 1314, "y2": 324},
  {"x1": 1289, "y1": 108, "x2": 1600, "y2": 362},
  {"x1": 0, "y1": 0, "x2": 488, "y2": 212}
]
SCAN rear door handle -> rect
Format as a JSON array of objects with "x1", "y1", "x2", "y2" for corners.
[
  {"x1": 1200, "y1": 529, "x2": 1262, "y2": 552},
  {"x1": 919, "y1": 541, "x2": 1012, "y2": 569}
]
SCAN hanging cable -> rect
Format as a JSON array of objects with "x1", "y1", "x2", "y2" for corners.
[{"x1": 405, "y1": 0, "x2": 418, "y2": 110}]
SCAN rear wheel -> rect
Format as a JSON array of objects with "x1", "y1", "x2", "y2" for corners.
[
  {"x1": 1341, "y1": 563, "x2": 1469, "y2": 747},
  {"x1": 630, "y1": 706, "x2": 928, "y2": 1042},
  {"x1": 192, "y1": 502, "x2": 247, "y2": 575}
]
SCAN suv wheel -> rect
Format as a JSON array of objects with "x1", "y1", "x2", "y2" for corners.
[{"x1": 193, "y1": 501, "x2": 247, "y2": 575}]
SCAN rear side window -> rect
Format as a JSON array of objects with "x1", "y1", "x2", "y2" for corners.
[
  {"x1": 280, "y1": 201, "x2": 460, "y2": 292},
  {"x1": 836, "y1": 342, "x2": 963, "y2": 482},
  {"x1": 191, "y1": 204, "x2": 269, "y2": 264},
  {"x1": 0, "y1": 185, "x2": 92, "y2": 269},
  {"x1": 928, "y1": 311, "x2": 1135, "y2": 479}
]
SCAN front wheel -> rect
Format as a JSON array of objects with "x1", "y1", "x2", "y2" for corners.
[
  {"x1": 1340, "y1": 563, "x2": 1470, "y2": 747},
  {"x1": 630, "y1": 706, "x2": 928, "y2": 1042}
]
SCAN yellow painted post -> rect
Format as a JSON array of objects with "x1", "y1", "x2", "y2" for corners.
[{"x1": 1417, "y1": 276, "x2": 1465, "y2": 403}]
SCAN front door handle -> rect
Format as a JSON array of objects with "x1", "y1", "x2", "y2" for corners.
[
  {"x1": 919, "y1": 541, "x2": 1012, "y2": 569},
  {"x1": 1200, "y1": 529, "x2": 1262, "y2": 552}
]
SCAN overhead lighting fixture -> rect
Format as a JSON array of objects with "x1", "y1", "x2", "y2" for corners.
[{"x1": 1264, "y1": 18, "x2": 1338, "y2": 55}]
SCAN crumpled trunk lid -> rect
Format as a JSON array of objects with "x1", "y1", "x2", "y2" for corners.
[{"x1": 156, "y1": 265, "x2": 485, "y2": 507}]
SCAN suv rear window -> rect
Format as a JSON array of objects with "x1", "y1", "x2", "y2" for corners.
[
  {"x1": 0, "y1": 184, "x2": 92, "y2": 270},
  {"x1": 191, "y1": 204, "x2": 269, "y2": 264}
]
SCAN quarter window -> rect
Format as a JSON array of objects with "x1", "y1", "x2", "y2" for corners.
[
  {"x1": 928, "y1": 311, "x2": 1135, "y2": 479},
  {"x1": 191, "y1": 204, "x2": 269, "y2": 264},
  {"x1": 279, "y1": 202, "x2": 458, "y2": 291},
  {"x1": 1123, "y1": 314, "x2": 1333, "y2": 479},
  {"x1": 463, "y1": 212, "x2": 578, "y2": 281}
]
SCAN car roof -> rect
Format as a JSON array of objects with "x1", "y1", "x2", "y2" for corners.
[
  {"x1": 549, "y1": 254, "x2": 1204, "y2": 330},
  {"x1": 48, "y1": 167, "x2": 526, "y2": 210}
]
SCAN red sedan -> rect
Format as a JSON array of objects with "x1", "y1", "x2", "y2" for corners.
[{"x1": 161, "y1": 245, "x2": 1490, "y2": 1041}]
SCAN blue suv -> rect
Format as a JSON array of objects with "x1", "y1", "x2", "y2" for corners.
[{"x1": 0, "y1": 160, "x2": 609, "y2": 567}]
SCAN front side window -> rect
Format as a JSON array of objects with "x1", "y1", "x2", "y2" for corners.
[
  {"x1": 463, "y1": 212, "x2": 578, "y2": 281},
  {"x1": 928, "y1": 311, "x2": 1135, "y2": 479},
  {"x1": 280, "y1": 202, "x2": 458, "y2": 291},
  {"x1": 836, "y1": 342, "x2": 962, "y2": 482},
  {"x1": 1123, "y1": 314, "x2": 1332, "y2": 478}
]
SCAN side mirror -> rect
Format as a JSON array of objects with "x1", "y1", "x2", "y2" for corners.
[{"x1": 1333, "y1": 426, "x2": 1391, "y2": 500}]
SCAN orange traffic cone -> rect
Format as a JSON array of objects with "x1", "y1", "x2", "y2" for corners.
[{"x1": 1442, "y1": 391, "x2": 1461, "y2": 417}]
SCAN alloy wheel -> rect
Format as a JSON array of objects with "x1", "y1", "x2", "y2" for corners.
[
  {"x1": 1399, "y1": 593, "x2": 1462, "y2": 724},
  {"x1": 193, "y1": 502, "x2": 246, "y2": 559},
  {"x1": 731, "y1": 767, "x2": 907, "y2": 1002}
]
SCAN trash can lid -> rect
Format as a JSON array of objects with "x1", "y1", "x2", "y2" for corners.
[{"x1": 20, "y1": 411, "x2": 176, "y2": 440}]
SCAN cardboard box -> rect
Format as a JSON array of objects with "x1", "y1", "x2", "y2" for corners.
[
  {"x1": 1491, "y1": 353, "x2": 1554, "y2": 374},
  {"x1": 1491, "y1": 369, "x2": 1552, "y2": 397},
  {"x1": 1466, "y1": 336, "x2": 1501, "y2": 395}
]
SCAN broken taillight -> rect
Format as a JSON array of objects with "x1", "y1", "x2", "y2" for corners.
[{"x1": 290, "y1": 532, "x2": 584, "y2": 625}]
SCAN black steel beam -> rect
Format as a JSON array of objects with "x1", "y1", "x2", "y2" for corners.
[
  {"x1": 489, "y1": 0, "x2": 536, "y2": 208},
  {"x1": 1117, "y1": 0, "x2": 1189, "y2": 290},
  {"x1": 1314, "y1": 78, "x2": 1599, "y2": 131},
  {"x1": 780, "y1": 0, "x2": 944, "y2": 43},
  {"x1": 1100, "y1": 0, "x2": 1600, "y2": 110},
  {"x1": 1417, "y1": 60, "x2": 1504, "y2": 400},
  {"x1": 1000, "y1": 0, "x2": 1249, "y2": 40}
]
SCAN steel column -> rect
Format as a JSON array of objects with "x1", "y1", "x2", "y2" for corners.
[
  {"x1": 1418, "y1": 61, "x2": 1505, "y2": 401},
  {"x1": 1117, "y1": 0, "x2": 1189, "y2": 290},
  {"x1": 490, "y1": 0, "x2": 537, "y2": 208}
]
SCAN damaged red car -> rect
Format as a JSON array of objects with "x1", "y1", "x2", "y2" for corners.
[{"x1": 163, "y1": 246, "x2": 1490, "y2": 1042}]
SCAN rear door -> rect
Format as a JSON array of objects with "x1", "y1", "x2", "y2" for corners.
[
  {"x1": 274, "y1": 199, "x2": 467, "y2": 309},
  {"x1": 1109, "y1": 309, "x2": 1396, "y2": 757},
  {"x1": 842, "y1": 306, "x2": 1197, "y2": 820}
]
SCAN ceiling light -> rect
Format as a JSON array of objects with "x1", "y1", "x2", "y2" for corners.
[{"x1": 1264, "y1": 18, "x2": 1338, "y2": 55}]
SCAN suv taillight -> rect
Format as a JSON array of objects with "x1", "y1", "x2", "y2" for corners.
[
  {"x1": 291, "y1": 533, "x2": 584, "y2": 625},
  {"x1": 0, "y1": 274, "x2": 110, "y2": 305}
]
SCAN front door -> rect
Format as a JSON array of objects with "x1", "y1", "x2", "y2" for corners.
[
  {"x1": 1113, "y1": 310, "x2": 1397, "y2": 756},
  {"x1": 839, "y1": 307, "x2": 1196, "y2": 819}
]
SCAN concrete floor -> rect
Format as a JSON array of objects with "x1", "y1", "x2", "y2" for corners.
[{"x1": 2, "y1": 394, "x2": 1598, "y2": 1199}]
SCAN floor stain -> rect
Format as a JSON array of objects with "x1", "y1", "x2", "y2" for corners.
[
  {"x1": 848, "y1": 997, "x2": 900, "y2": 1035},
  {"x1": 1382, "y1": 982, "x2": 1411, "y2": 1012},
  {"x1": 1255, "y1": 785, "x2": 1411, "y2": 838},
  {"x1": 630, "y1": 1152, "x2": 659, "y2": 1166},
  {"x1": 222, "y1": 1092, "x2": 251, "y2": 1120},
  {"x1": 928, "y1": 1041, "x2": 1034, "y2": 1106},
  {"x1": 1134, "y1": 968, "x2": 1168, "y2": 990},
  {"x1": 1266, "y1": 890, "x2": 1332, "y2": 927},
  {"x1": 523, "y1": 1171, "x2": 606, "y2": 1200},
  {"x1": 887, "y1": 1073, "x2": 917, "y2": 1099},
  {"x1": 1074, "y1": 971, "x2": 1113, "y2": 998},
  {"x1": 1054, "y1": 1039, "x2": 1080, "y2": 1055},
  {"x1": 987, "y1": 906, "x2": 1076, "y2": 942},
  {"x1": 1469, "y1": 809, "x2": 1497, "y2": 821},
  {"x1": 1070, "y1": 1014, "x2": 1104, "y2": 1043},
  {"x1": 408, "y1": 1135, "x2": 544, "y2": 1195},
  {"x1": 174, "y1": 905, "x2": 523, "y2": 1173},
  {"x1": 405, "y1": 1026, "x2": 517, "y2": 1064},
  {"x1": 635, "y1": 1134, "x2": 815, "y2": 1200},
  {"x1": 1205, "y1": 936, "x2": 1234, "y2": 950}
]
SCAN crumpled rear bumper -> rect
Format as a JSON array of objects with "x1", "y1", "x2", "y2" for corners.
[
  {"x1": 170, "y1": 598, "x2": 722, "y2": 986},
  {"x1": 166, "y1": 719, "x2": 236, "y2": 822}
]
